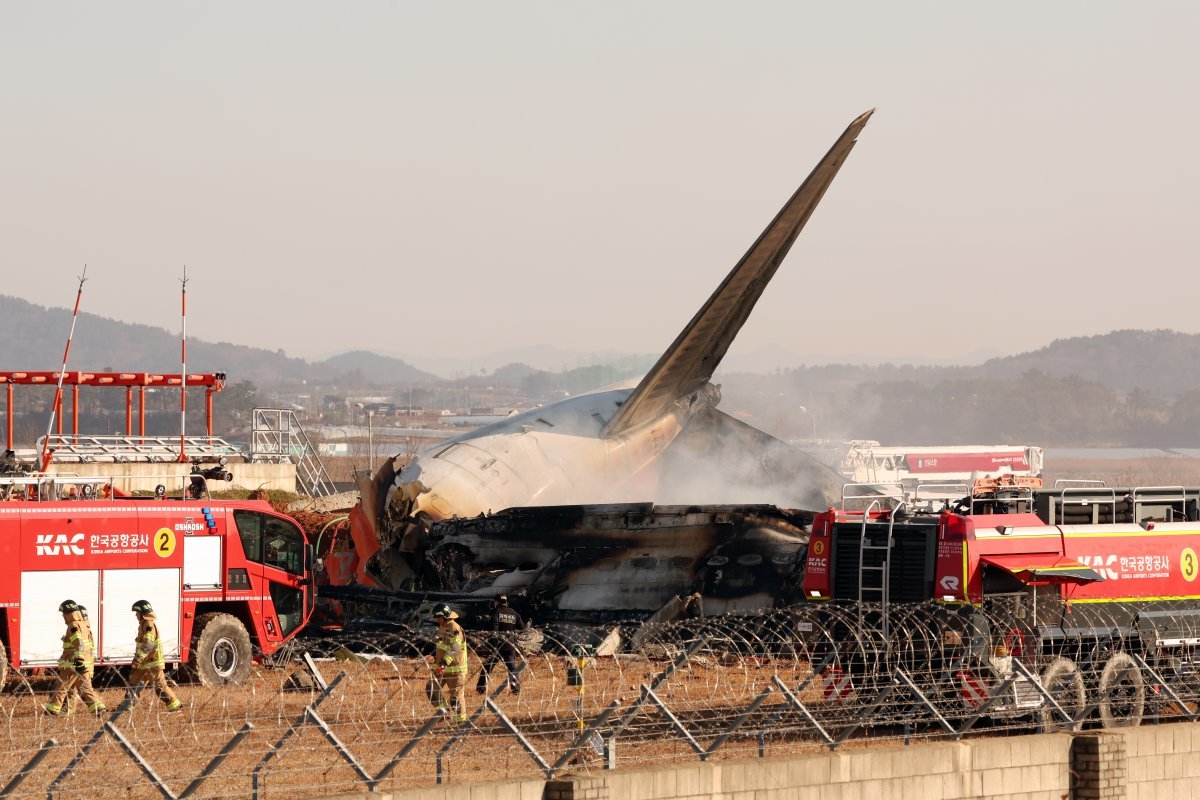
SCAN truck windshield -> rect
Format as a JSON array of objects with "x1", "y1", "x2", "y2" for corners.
[{"x1": 233, "y1": 511, "x2": 305, "y2": 576}]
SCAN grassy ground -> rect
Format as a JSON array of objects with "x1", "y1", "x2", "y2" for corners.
[
  {"x1": 0, "y1": 653, "x2": 826, "y2": 799},
  {"x1": 1045, "y1": 456, "x2": 1200, "y2": 488}
]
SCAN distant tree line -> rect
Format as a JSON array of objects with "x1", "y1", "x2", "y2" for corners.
[{"x1": 722, "y1": 369, "x2": 1200, "y2": 447}]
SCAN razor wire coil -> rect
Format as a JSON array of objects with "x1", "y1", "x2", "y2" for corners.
[{"x1": 2, "y1": 601, "x2": 1199, "y2": 798}]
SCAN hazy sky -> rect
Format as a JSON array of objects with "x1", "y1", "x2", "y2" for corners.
[{"x1": 2, "y1": 2, "x2": 1197, "y2": 368}]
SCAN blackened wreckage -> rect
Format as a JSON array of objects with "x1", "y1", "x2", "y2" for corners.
[{"x1": 426, "y1": 503, "x2": 814, "y2": 622}]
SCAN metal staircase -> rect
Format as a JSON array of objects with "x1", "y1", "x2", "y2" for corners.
[{"x1": 250, "y1": 408, "x2": 336, "y2": 497}]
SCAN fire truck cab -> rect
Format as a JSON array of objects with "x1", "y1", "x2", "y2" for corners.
[
  {"x1": 801, "y1": 483, "x2": 1200, "y2": 728},
  {"x1": 0, "y1": 474, "x2": 315, "y2": 691}
]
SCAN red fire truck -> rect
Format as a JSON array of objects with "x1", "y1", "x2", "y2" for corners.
[
  {"x1": 801, "y1": 484, "x2": 1200, "y2": 728},
  {"x1": 0, "y1": 473, "x2": 315, "y2": 691}
]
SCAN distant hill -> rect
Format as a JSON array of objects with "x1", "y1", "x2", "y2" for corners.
[
  {"x1": 471, "y1": 362, "x2": 540, "y2": 385},
  {"x1": 972, "y1": 330, "x2": 1200, "y2": 396},
  {"x1": 718, "y1": 330, "x2": 1200, "y2": 446},
  {"x1": 720, "y1": 343, "x2": 1005, "y2": 373},
  {"x1": 315, "y1": 350, "x2": 440, "y2": 384},
  {"x1": 721, "y1": 330, "x2": 1200, "y2": 400},
  {"x1": 5, "y1": 294, "x2": 1199, "y2": 404},
  {"x1": 388, "y1": 345, "x2": 624, "y2": 379},
  {"x1": 389, "y1": 345, "x2": 653, "y2": 378},
  {"x1": 0, "y1": 294, "x2": 437, "y2": 386}
]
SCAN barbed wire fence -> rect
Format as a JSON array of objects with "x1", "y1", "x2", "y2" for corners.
[{"x1": 2, "y1": 601, "x2": 1199, "y2": 799}]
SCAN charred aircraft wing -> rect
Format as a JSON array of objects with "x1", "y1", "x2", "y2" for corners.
[{"x1": 602, "y1": 110, "x2": 874, "y2": 439}]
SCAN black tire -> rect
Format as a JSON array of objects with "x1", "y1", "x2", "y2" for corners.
[
  {"x1": 1039, "y1": 656, "x2": 1086, "y2": 731},
  {"x1": 0, "y1": 640, "x2": 8, "y2": 692},
  {"x1": 1098, "y1": 652, "x2": 1145, "y2": 728},
  {"x1": 189, "y1": 613, "x2": 253, "y2": 686}
]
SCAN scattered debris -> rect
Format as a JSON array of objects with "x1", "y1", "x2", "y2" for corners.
[
  {"x1": 594, "y1": 628, "x2": 621, "y2": 657},
  {"x1": 287, "y1": 491, "x2": 359, "y2": 514},
  {"x1": 333, "y1": 645, "x2": 370, "y2": 664},
  {"x1": 282, "y1": 669, "x2": 317, "y2": 692}
]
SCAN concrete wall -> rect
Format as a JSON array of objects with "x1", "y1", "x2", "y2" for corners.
[
  {"x1": 1125, "y1": 722, "x2": 1200, "y2": 800},
  {"x1": 304, "y1": 780, "x2": 546, "y2": 800},
  {"x1": 47, "y1": 461, "x2": 297, "y2": 493},
  {"x1": 392, "y1": 780, "x2": 547, "y2": 800},
  {"x1": 573, "y1": 734, "x2": 1074, "y2": 800},
  {"x1": 311, "y1": 722, "x2": 1200, "y2": 800}
]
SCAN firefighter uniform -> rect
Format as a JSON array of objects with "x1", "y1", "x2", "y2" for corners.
[
  {"x1": 475, "y1": 595, "x2": 525, "y2": 695},
  {"x1": 432, "y1": 605, "x2": 468, "y2": 722},
  {"x1": 130, "y1": 601, "x2": 182, "y2": 711},
  {"x1": 45, "y1": 600, "x2": 106, "y2": 716}
]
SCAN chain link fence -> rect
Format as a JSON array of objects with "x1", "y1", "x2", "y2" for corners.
[{"x1": 3, "y1": 601, "x2": 1199, "y2": 798}]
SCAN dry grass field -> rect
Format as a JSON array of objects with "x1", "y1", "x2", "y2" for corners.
[
  {"x1": 0, "y1": 650, "x2": 832, "y2": 799},
  {"x1": 1045, "y1": 456, "x2": 1200, "y2": 489}
]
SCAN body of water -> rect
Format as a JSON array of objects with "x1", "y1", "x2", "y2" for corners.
[{"x1": 1047, "y1": 448, "x2": 1200, "y2": 460}]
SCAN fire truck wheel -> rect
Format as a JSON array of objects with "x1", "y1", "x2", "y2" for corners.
[
  {"x1": 0, "y1": 640, "x2": 8, "y2": 692},
  {"x1": 1098, "y1": 652, "x2": 1145, "y2": 728},
  {"x1": 1038, "y1": 657, "x2": 1086, "y2": 731},
  {"x1": 190, "y1": 613, "x2": 253, "y2": 686}
]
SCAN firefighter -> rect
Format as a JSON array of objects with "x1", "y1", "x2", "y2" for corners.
[
  {"x1": 130, "y1": 600, "x2": 183, "y2": 712},
  {"x1": 431, "y1": 604, "x2": 468, "y2": 722},
  {"x1": 44, "y1": 599, "x2": 106, "y2": 716},
  {"x1": 475, "y1": 595, "x2": 525, "y2": 695}
]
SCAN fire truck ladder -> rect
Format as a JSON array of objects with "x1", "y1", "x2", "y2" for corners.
[
  {"x1": 855, "y1": 499, "x2": 906, "y2": 641},
  {"x1": 250, "y1": 408, "x2": 336, "y2": 498}
]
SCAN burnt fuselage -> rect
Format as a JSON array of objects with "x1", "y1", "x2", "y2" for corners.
[{"x1": 426, "y1": 503, "x2": 813, "y2": 621}]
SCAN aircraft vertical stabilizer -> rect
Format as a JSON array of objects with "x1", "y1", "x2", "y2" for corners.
[{"x1": 602, "y1": 110, "x2": 873, "y2": 438}]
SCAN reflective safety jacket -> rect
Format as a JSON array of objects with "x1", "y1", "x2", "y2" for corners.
[
  {"x1": 58, "y1": 612, "x2": 95, "y2": 673},
  {"x1": 435, "y1": 620, "x2": 468, "y2": 674},
  {"x1": 133, "y1": 612, "x2": 165, "y2": 670}
]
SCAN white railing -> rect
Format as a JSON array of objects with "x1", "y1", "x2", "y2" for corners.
[{"x1": 35, "y1": 434, "x2": 242, "y2": 463}]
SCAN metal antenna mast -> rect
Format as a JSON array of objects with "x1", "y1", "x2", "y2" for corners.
[
  {"x1": 178, "y1": 266, "x2": 189, "y2": 462},
  {"x1": 39, "y1": 266, "x2": 88, "y2": 471}
]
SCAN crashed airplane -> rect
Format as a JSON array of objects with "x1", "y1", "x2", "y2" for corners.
[
  {"x1": 344, "y1": 110, "x2": 875, "y2": 616},
  {"x1": 426, "y1": 503, "x2": 815, "y2": 622}
]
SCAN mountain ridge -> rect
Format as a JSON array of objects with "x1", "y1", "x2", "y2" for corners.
[
  {"x1": 0, "y1": 294, "x2": 438, "y2": 384},
  {"x1": 3, "y1": 295, "x2": 1199, "y2": 397}
]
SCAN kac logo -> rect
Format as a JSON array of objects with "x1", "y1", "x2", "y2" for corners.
[
  {"x1": 35, "y1": 533, "x2": 85, "y2": 557},
  {"x1": 1078, "y1": 554, "x2": 1119, "y2": 580}
]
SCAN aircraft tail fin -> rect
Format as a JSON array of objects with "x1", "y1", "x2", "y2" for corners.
[{"x1": 603, "y1": 110, "x2": 873, "y2": 438}]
